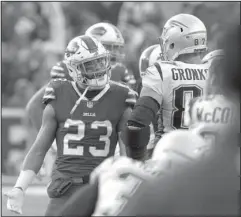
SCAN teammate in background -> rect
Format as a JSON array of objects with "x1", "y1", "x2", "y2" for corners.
[
  {"x1": 85, "y1": 22, "x2": 133, "y2": 85},
  {"x1": 5, "y1": 35, "x2": 135, "y2": 216},
  {"x1": 123, "y1": 14, "x2": 210, "y2": 160}
]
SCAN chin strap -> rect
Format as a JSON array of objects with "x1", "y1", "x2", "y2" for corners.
[{"x1": 70, "y1": 86, "x2": 90, "y2": 115}]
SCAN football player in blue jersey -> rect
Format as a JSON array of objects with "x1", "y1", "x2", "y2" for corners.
[
  {"x1": 26, "y1": 22, "x2": 133, "y2": 133},
  {"x1": 25, "y1": 22, "x2": 136, "y2": 178},
  {"x1": 5, "y1": 35, "x2": 136, "y2": 216}
]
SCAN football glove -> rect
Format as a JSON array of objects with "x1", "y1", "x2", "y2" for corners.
[{"x1": 4, "y1": 187, "x2": 25, "y2": 215}]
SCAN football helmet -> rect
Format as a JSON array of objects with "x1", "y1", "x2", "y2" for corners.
[
  {"x1": 159, "y1": 13, "x2": 208, "y2": 61},
  {"x1": 85, "y1": 22, "x2": 125, "y2": 63},
  {"x1": 64, "y1": 35, "x2": 111, "y2": 90},
  {"x1": 152, "y1": 130, "x2": 209, "y2": 163},
  {"x1": 139, "y1": 44, "x2": 163, "y2": 78},
  {"x1": 202, "y1": 49, "x2": 224, "y2": 64}
]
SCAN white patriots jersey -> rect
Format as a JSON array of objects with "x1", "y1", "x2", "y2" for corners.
[
  {"x1": 91, "y1": 156, "x2": 168, "y2": 216},
  {"x1": 141, "y1": 60, "x2": 209, "y2": 133},
  {"x1": 184, "y1": 94, "x2": 239, "y2": 148},
  {"x1": 184, "y1": 94, "x2": 238, "y2": 131}
]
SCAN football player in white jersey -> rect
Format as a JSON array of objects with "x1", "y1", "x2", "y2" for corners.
[
  {"x1": 122, "y1": 14, "x2": 210, "y2": 160},
  {"x1": 85, "y1": 22, "x2": 132, "y2": 85},
  {"x1": 184, "y1": 52, "x2": 239, "y2": 141}
]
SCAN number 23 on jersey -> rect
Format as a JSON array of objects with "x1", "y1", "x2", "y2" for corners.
[{"x1": 63, "y1": 119, "x2": 112, "y2": 157}]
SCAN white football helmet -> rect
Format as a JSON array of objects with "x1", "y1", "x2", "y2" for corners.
[
  {"x1": 202, "y1": 49, "x2": 224, "y2": 64},
  {"x1": 152, "y1": 130, "x2": 209, "y2": 163},
  {"x1": 64, "y1": 35, "x2": 111, "y2": 90},
  {"x1": 85, "y1": 22, "x2": 125, "y2": 63},
  {"x1": 139, "y1": 44, "x2": 163, "y2": 78},
  {"x1": 159, "y1": 13, "x2": 208, "y2": 61}
]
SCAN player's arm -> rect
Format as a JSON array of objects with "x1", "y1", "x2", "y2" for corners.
[
  {"x1": 14, "y1": 104, "x2": 57, "y2": 191},
  {"x1": 122, "y1": 64, "x2": 163, "y2": 160},
  {"x1": 5, "y1": 103, "x2": 57, "y2": 214},
  {"x1": 117, "y1": 88, "x2": 139, "y2": 156},
  {"x1": 25, "y1": 85, "x2": 47, "y2": 131},
  {"x1": 26, "y1": 61, "x2": 66, "y2": 131},
  {"x1": 117, "y1": 107, "x2": 133, "y2": 156}
]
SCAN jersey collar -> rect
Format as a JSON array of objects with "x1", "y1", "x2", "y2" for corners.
[{"x1": 71, "y1": 82, "x2": 110, "y2": 101}]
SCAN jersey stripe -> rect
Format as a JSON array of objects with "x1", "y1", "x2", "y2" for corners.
[
  {"x1": 81, "y1": 36, "x2": 98, "y2": 53},
  {"x1": 43, "y1": 87, "x2": 56, "y2": 104},
  {"x1": 154, "y1": 62, "x2": 163, "y2": 81}
]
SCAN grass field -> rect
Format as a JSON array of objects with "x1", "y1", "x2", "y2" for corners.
[{"x1": 2, "y1": 176, "x2": 50, "y2": 216}]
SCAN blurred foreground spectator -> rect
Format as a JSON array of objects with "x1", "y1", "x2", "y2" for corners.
[{"x1": 2, "y1": 2, "x2": 240, "y2": 106}]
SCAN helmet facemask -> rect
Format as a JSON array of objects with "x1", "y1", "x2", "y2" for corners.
[{"x1": 67, "y1": 54, "x2": 111, "y2": 90}]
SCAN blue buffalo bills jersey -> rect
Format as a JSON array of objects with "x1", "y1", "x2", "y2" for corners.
[{"x1": 43, "y1": 79, "x2": 136, "y2": 177}]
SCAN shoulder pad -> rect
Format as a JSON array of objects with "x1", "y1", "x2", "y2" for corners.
[
  {"x1": 145, "y1": 64, "x2": 159, "y2": 77},
  {"x1": 42, "y1": 79, "x2": 68, "y2": 105},
  {"x1": 145, "y1": 63, "x2": 166, "y2": 82},
  {"x1": 110, "y1": 81, "x2": 138, "y2": 107}
]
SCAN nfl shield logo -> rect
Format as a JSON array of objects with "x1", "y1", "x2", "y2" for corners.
[{"x1": 87, "y1": 101, "x2": 94, "y2": 108}]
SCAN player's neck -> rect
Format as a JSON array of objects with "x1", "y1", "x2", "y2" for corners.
[{"x1": 76, "y1": 82, "x2": 102, "y2": 99}]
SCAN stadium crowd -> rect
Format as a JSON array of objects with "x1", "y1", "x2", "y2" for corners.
[{"x1": 2, "y1": 2, "x2": 239, "y2": 107}]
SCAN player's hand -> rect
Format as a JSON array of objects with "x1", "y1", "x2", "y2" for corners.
[{"x1": 4, "y1": 187, "x2": 25, "y2": 215}]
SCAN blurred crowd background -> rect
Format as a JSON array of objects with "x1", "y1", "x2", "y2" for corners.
[{"x1": 1, "y1": 2, "x2": 240, "y2": 175}]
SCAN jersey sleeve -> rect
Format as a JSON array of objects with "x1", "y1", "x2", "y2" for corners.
[
  {"x1": 42, "y1": 83, "x2": 56, "y2": 105},
  {"x1": 125, "y1": 88, "x2": 138, "y2": 108},
  {"x1": 140, "y1": 64, "x2": 165, "y2": 106},
  {"x1": 117, "y1": 107, "x2": 132, "y2": 133},
  {"x1": 42, "y1": 78, "x2": 67, "y2": 105}
]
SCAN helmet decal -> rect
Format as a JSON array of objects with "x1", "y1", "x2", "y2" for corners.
[
  {"x1": 90, "y1": 26, "x2": 107, "y2": 37},
  {"x1": 80, "y1": 36, "x2": 98, "y2": 53}
]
